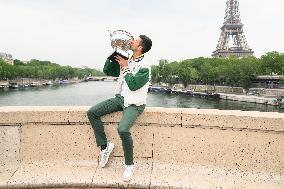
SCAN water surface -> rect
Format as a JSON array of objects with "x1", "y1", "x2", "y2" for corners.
[{"x1": 0, "y1": 81, "x2": 282, "y2": 113}]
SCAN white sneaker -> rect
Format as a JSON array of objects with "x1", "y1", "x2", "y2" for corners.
[
  {"x1": 99, "y1": 142, "x2": 114, "y2": 168},
  {"x1": 122, "y1": 165, "x2": 134, "y2": 182}
]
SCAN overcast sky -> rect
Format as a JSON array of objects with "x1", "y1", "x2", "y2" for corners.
[{"x1": 0, "y1": 0, "x2": 283, "y2": 70}]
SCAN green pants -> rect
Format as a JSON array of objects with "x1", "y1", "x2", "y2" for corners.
[{"x1": 87, "y1": 94, "x2": 145, "y2": 165}]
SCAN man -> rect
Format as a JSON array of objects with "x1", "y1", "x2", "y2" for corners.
[{"x1": 87, "y1": 35, "x2": 152, "y2": 182}]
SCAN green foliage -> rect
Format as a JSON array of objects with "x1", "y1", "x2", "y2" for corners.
[
  {"x1": 150, "y1": 65, "x2": 160, "y2": 83},
  {"x1": 260, "y1": 51, "x2": 284, "y2": 75},
  {"x1": 13, "y1": 59, "x2": 25, "y2": 66},
  {"x1": 151, "y1": 51, "x2": 283, "y2": 89},
  {"x1": 177, "y1": 60, "x2": 191, "y2": 87},
  {"x1": 92, "y1": 69, "x2": 105, "y2": 77},
  {"x1": 0, "y1": 58, "x2": 105, "y2": 81},
  {"x1": 0, "y1": 58, "x2": 16, "y2": 80}
]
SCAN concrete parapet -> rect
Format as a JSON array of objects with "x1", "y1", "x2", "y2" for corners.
[{"x1": 0, "y1": 106, "x2": 283, "y2": 188}]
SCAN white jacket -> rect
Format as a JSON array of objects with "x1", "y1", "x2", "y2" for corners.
[{"x1": 115, "y1": 57, "x2": 150, "y2": 107}]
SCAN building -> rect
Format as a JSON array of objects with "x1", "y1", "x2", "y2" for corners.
[{"x1": 0, "y1": 52, "x2": 14, "y2": 65}]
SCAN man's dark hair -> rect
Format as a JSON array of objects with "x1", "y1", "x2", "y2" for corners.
[{"x1": 139, "y1": 35, "x2": 152, "y2": 54}]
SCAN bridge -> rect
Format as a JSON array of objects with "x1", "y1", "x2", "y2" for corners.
[
  {"x1": 0, "y1": 106, "x2": 283, "y2": 188},
  {"x1": 85, "y1": 76, "x2": 118, "y2": 81}
]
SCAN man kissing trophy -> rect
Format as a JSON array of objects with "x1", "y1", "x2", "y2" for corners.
[{"x1": 87, "y1": 29, "x2": 152, "y2": 182}]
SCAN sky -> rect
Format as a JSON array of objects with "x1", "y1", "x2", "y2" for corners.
[{"x1": 0, "y1": 0, "x2": 283, "y2": 70}]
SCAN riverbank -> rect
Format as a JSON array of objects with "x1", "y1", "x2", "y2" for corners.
[
  {"x1": 149, "y1": 84, "x2": 284, "y2": 108},
  {"x1": 0, "y1": 78, "x2": 84, "y2": 89},
  {"x1": 219, "y1": 93, "x2": 278, "y2": 106}
]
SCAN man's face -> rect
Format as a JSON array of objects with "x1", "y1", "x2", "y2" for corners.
[{"x1": 129, "y1": 37, "x2": 142, "y2": 52}]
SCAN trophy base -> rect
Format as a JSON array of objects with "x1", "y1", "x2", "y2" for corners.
[{"x1": 108, "y1": 50, "x2": 129, "y2": 64}]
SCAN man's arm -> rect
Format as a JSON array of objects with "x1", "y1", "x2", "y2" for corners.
[
  {"x1": 122, "y1": 67, "x2": 149, "y2": 91},
  {"x1": 103, "y1": 59, "x2": 120, "y2": 77}
]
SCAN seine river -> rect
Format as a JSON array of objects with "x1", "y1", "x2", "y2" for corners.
[{"x1": 0, "y1": 81, "x2": 283, "y2": 113}]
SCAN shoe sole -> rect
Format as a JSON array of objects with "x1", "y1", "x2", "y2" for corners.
[{"x1": 100, "y1": 143, "x2": 114, "y2": 168}]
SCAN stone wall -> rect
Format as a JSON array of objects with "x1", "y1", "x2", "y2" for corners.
[
  {"x1": 187, "y1": 85, "x2": 244, "y2": 94},
  {"x1": 265, "y1": 89, "x2": 284, "y2": 97},
  {"x1": 157, "y1": 83, "x2": 284, "y2": 97},
  {"x1": 160, "y1": 83, "x2": 245, "y2": 94},
  {"x1": 0, "y1": 106, "x2": 283, "y2": 188}
]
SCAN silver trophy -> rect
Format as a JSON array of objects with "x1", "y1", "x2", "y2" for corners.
[{"x1": 108, "y1": 30, "x2": 134, "y2": 64}]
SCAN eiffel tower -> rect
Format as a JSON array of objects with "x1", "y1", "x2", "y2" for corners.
[{"x1": 212, "y1": 0, "x2": 254, "y2": 57}]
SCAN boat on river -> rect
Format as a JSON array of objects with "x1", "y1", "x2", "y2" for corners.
[
  {"x1": 9, "y1": 83, "x2": 19, "y2": 89},
  {"x1": 58, "y1": 80, "x2": 69, "y2": 84},
  {"x1": 271, "y1": 96, "x2": 284, "y2": 109},
  {"x1": 43, "y1": 81, "x2": 53, "y2": 85},
  {"x1": 148, "y1": 86, "x2": 172, "y2": 94}
]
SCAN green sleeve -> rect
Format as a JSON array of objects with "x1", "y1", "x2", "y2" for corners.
[
  {"x1": 103, "y1": 59, "x2": 120, "y2": 77},
  {"x1": 124, "y1": 68, "x2": 149, "y2": 91}
]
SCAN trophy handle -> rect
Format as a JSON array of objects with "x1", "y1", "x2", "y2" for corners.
[
  {"x1": 108, "y1": 30, "x2": 113, "y2": 37},
  {"x1": 114, "y1": 30, "x2": 134, "y2": 40}
]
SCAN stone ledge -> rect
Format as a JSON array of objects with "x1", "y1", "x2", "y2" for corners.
[
  {"x1": 7, "y1": 160, "x2": 97, "y2": 189},
  {"x1": 1, "y1": 107, "x2": 284, "y2": 189},
  {"x1": 4, "y1": 158, "x2": 283, "y2": 189},
  {"x1": 150, "y1": 161, "x2": 283, "y2": 189}
]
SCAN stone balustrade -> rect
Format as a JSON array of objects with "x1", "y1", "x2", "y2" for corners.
[{"x1": 0, "y1": 106, "x2": 283, "y2": 188}]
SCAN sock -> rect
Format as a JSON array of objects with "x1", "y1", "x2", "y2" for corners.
[{"x1": 101, "y1": 144, "x2": 107, "y2": 151}]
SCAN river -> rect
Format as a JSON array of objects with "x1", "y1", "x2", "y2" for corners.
[{"x1": 0, "y1": 81, "x2": 283, "y2": 113}]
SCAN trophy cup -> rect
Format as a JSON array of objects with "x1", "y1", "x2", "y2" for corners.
[{"x1": 108, "y1": 30, "x2": 134, "y2": 64}]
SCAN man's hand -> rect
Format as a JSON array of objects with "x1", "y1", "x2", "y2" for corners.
[{"x1": 114, "y1": 55, "x2": 128, "y2": 67}]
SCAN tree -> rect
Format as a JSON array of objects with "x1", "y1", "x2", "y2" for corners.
[
  {"x1": 199, "y1": 62, "x2": 215, "y2": 85},
  {"x1": 178, "y1": 60, "x2": 191, "y2": 87},
  {"x1": 157, "y1": 59, "x2": 172, "y2": 84},
  {"x1": 92, "y1": 69, "x2": 105, "y2": 77},
  {"x1": 13, "y1": 59, "x2": 25, "y2": 66},
  {"x1": 150, "y1": 65, "x2": 160, "y2": 83},
  {"x1": 260, "y1": 51, "x2": 284, "y2": 75}
]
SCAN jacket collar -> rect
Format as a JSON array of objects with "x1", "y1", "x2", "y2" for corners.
[{"x1": 130, "y1": 54, "x2": 144, "y2": 62}]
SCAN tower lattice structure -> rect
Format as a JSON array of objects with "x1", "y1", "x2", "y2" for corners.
[{"x1": 212, "y1": 0, "x2": 253, "y2": 57}]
